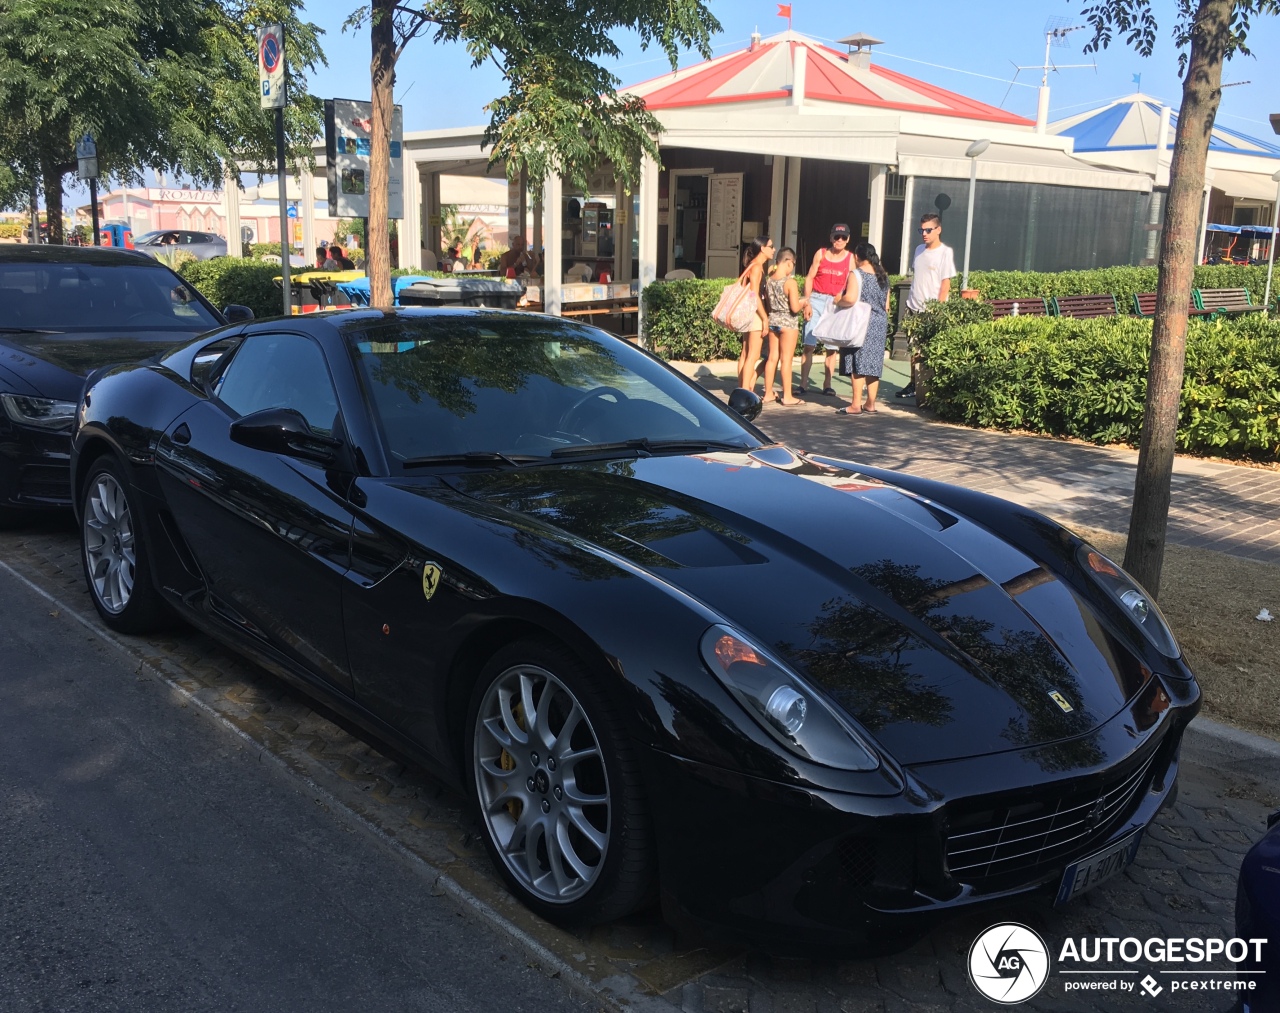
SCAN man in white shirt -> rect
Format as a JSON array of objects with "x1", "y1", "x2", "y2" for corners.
[{"x1": 898, "y1": 213, "x2": 957, "y2": 398}]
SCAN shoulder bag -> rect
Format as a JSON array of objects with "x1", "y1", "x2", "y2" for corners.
[
  {"x1": 811, "y1": 271, "x2": 870, "y2": 348},
  {"x1": 712, "y1": 270, "x2": 761, "y2": 333}
]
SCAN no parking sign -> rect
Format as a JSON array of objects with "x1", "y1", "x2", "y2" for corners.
[{"x1": 258, "y1": 24, "x2": 285, "y2": 109}]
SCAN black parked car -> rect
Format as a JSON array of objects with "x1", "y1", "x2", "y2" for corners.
[
  {"x1": 71, "y1": 308, "x2": 1199, "y2": 944},
  {"x1": 0, "y1": 245, "x2": 250, "y2": 523}
]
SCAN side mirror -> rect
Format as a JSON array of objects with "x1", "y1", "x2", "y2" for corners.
[
  {"x1": 727, "y1": 387, "x2": 763, "y2": 422},
  {"x1": 229, "y1": 407, "x2": 342, "y2": 463},
  {"x1": 223, "y1": 304, "x2": 255, "y2": 323}
]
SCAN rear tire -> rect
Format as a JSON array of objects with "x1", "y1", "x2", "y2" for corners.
[
  {"x1": 465, "y1": 639, "x2": 655, "y2": 925},
  {"x1": 80, "y1": 456, "x2": 168, "y2": 633}
]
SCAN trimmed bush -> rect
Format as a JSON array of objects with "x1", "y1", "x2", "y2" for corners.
[
  {"x1": 965, "y1": 264, "x2": 1274, "y2": 310},
  {"x1": 179, "y1": 258, "x2": 284, "y2": 319},
  {"x1": 923, "y1": 314, "x2": 1280, "y2": 459},
  {"x1": 642, "y1": 278, "x2": 741, "y2": 361}
]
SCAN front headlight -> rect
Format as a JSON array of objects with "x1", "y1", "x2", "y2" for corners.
[
  {"x1": 700, "y1": 625, "x2": 880, "y2": 771},
  {"x1": 1, "y1": 393, "x2": 78, "y2": 432},
  {"x1": 1078, "y1": 545, "x2": 1181, "y2": 659}
]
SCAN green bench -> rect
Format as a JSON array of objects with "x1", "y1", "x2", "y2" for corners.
[
  {"x1": 1132, "y1": 293, "x2": 1211, "y2": 318},
  {"x1": 1193, "y1": 288, "x2": 1264, "y2": 317}
]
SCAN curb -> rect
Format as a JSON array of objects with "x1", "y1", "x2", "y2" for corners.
[
  {"x1": 1185, "y1": 713, "x2": 1280, "y2": 761},
  {"x1": 0, "y1": 558, "x2": 680, "y2": 1013}
]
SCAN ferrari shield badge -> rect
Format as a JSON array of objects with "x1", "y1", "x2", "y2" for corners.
[
  {"x1": 421, "y1": 562, "x2": 443, "y2": 601},
  {"x1": 1048, "y1": 689, "x2": 1075, "y2": 714}
]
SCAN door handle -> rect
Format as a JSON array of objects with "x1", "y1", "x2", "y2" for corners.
[{"x1": 172, "y1": 423, "x2": 192, "y2": 446}]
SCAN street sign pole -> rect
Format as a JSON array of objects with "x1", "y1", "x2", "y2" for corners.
[
  {"x1": 89, "y1": 179, "x2": 100, "y2": 245},
  {"x1": 76, "y1": 134, "x2": 100, "y2": 246},
  {"x1": 275, "y1": 108, "x2": 291, "y2": 315},
  {"x1": 259, "y1": 24, "x2": 290, "y2": 315}
]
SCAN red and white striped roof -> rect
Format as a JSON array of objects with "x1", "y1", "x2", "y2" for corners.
[{"x1": 625, "y1": 31, "x2": 1033, "y2": 127}]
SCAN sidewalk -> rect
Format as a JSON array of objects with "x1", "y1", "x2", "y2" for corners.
[{"x1": 673, "y1": 358, "x2": 1280, "y2": 566}]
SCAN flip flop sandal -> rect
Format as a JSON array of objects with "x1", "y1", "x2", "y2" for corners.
[
  {"x1": 822, "y1": 387, "x2": 836, "y2": 396},
  {"x1": 863, "y1": 407, "x2": 879, "y2": 413},
  {"x1": 836, "y1": 407, "x2": 862, "y2": 416}
]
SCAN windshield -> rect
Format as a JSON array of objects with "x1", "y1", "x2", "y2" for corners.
[
  {"x1": 0, "y1": 261, "x2": 219, "y2": 332},
  {"x1": 347, "y1": 314, "x2": 760, "y2": 465}
]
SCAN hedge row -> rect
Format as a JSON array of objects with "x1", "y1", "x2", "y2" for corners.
[
  {"x1": 965, "y1": 264, "x2": 1273, "y2": 308},
  {"x1": 642, "y1": 264, "x2": 1276, "y2": 362},
  {"x1": 179, "y1": 259, "x2": 284, "y2": 320},
  {"x1": 922, "y1": 314, "x2": 1280, "y2": 459}
]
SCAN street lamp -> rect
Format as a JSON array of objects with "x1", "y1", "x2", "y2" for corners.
[
  {"x1": 1264, "y1": 168, "x2": 1280, "y2": 317},
  {"x1": 962, "y1": 139, "x2": 990, "y2": 292}
]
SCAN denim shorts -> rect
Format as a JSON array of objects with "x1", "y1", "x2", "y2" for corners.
[{"x1": 803, "y1": 292, "x2": 835, "y2": 348}]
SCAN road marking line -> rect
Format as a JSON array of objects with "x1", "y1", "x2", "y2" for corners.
[{"x1": 0, "y1": 557, "x2": 677, "y2": 1013}]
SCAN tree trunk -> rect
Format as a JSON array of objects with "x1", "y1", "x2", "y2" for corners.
[
  {"x1": 368, "y1": 0, "x2": 395, "y2": 308},
  {"x1": 41, "y1": 158, "x2": 65, "y2": 245},
  {"x1": 1122, "y1": 0, "x2": 1233, "y2": 598}
]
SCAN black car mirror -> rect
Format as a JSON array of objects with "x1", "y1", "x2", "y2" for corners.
[
  {"x1": 727, "y1": 388, "x2": 763, "y2": 422},
  {"x1": 223, "y1": 304, "x2": 255, "y2": 323},
  {"x1": 229, "y1": 407, "x2": 342, "y2": 463}
]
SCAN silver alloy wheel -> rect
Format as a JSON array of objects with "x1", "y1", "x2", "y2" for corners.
[
  {"x1": 473, "y1": 664, "x2": 610, "y2": 904},
  {"x1": 83, "y1": 471, "x2": 136, "y2": 614}
]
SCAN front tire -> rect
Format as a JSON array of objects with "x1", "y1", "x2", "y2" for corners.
[
  {"x1": 465, "y1": 639, "x2": 654, "y2": 925},
  {"x1": 80, "y1": 457, "x2": 168, "y2": 633}
]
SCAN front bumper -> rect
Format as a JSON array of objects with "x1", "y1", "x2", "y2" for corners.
[
  {"x1": 641, "y1": 675, "x2": 1197, "y2": 947},
  {"x1": 0, "y1": 419, "x2": 73, "y2": 509}
]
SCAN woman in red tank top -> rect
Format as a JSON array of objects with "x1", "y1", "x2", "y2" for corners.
[{"x1": 799, "y1": 224, "x2": 854, "y2": 395}]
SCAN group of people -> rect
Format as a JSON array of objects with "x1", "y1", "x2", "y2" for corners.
[
  {"x1": 728, "y1": 213, "x2": 957, "y2": 410},
  {"x1": 314, "y1": 244, "x2": 356, "y2": 271}
]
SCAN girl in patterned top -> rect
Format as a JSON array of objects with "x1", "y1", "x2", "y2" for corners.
[{"x1": 760, "y1": 248, "x2": 804, "y2": 405}]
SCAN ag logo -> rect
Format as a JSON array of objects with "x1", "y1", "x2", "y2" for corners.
[
  {"x1": 968, "y1": 923, "x2": 1050, "y2": 1004},
  {"x1": 421, "y1": 561, "x2": 443, "y2": 601}
]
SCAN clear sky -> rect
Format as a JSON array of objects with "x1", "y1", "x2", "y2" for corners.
[{"x1": 301, "y1": 0, "x2": 1280, "y2": 139}]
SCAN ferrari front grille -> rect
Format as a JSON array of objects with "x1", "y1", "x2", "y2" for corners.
[{"x1": 945, "y1": 750, "x2": 1157, "y2": 885}]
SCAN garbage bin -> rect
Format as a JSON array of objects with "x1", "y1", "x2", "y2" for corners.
[{"x1": 398, "y1": 277, "x2": 523, "y2": 309}]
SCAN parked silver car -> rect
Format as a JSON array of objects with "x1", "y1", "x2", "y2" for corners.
[{"x1": 133, "y1": 230, "x2": 228, "y2": 261}]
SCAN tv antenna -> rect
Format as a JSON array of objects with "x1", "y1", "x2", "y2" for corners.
[{"x1": 1001, "y1": 17, "x2": 1097, "y2": 133}]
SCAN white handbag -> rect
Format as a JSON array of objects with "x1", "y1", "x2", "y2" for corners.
[{"x1": 811, "y1": 272, "x2": 870, "y2": 349}]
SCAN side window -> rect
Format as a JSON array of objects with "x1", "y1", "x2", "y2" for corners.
[
  {"x1": 191, "y1": 336, "x2": 242, "y2": 388},
  {"x1": 212, "y1": 333, "x2": 340, "y2": 435}
]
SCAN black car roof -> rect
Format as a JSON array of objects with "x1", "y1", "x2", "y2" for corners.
[{"x1": 0, "y1": 245, "x2": 158, "y2": 266}]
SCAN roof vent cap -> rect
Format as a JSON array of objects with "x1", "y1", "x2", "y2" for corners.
[{"x1": 836, "y1": 32, "x2": 884, "y2": 70}]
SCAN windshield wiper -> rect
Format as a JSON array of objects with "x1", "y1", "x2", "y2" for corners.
[
  {"x1": 400, "y1": 450, "x2": 541, "y2": 469},
  {"x1": 550, "y1": 438, "x2": 751, "y2": 459}
]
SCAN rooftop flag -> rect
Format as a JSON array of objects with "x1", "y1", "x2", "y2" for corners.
[{"x1": 777, "y1": 4, "x2": 792, "y2": 28}]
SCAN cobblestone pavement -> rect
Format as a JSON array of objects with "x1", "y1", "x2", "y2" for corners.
[
  {"x1": 673, "y1": 360, "x2": 1280, "y2": 566},
  {"x1": 3, "y1": 508, "x2": 1277, "y2": 1010}
]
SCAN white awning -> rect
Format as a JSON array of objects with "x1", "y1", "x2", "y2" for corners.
[
  {"x1": 656, "y1": 107, "x2": 899, "y2": 163},
  {"x1": 1211, "y1": 169, "x2": 1279, "y2": 202},
  {"x1": 896, "y1": 136, "x2": 1152, "y2": 192}
]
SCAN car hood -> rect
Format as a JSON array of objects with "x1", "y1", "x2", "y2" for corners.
[
  {"x1": 0, "y1": 331, "x2": 195, "y2": 400},
  {"x1": 448, "y1": 448, "x2": 1153, "y2": 766}
]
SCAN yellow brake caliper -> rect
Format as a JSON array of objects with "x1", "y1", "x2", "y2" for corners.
[{"x1": 499, "y1": 701, "x2": 526, "y2": 819}]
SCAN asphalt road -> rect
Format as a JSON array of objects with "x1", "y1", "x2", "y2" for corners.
[{"x1": 0, "y1": 573, "x2": 590, "y2": 1013}]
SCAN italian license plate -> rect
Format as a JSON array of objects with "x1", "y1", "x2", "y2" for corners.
[{"x1": 1055, "y1": 829, "x2": 1144, "y2": 905}]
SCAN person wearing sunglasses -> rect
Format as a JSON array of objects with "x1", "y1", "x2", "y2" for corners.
[
  {"x1": 799, "y1": 224, "x2": 855, "y2": 396},
  {"x1": 898, "y1": 212, "x2": 957, "y2": 399}
]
